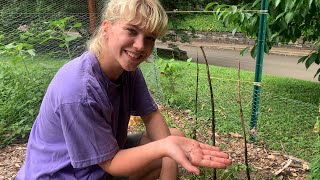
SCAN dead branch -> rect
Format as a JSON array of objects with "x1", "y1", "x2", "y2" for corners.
[{"x1": 200, "y1": 46, "x2": 216, "y2": 180}]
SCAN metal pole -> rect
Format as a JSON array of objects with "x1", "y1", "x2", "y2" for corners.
[{"x1": 250, "y1": 0, "x2": 268, "y2": 142}]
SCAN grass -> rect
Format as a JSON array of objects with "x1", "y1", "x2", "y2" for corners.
[
  {"x1": 140, "y1": 59, "x2": 319, "y2": 162},
  {"x1": 0, "y1": 56, "x2": 67, "y2": 147},
  {"x1": 168, "y1": 14, "x2": 236, "y2": 32}
]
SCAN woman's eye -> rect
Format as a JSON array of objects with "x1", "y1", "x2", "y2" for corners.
[
  {"x1": 148, "y1": 37, "x2": 156, "y2": 42},
  {"x1": 126, "y1": 28, "x2": 137, "y2": 35},
  {"x1": 146, "y1": 36, "x2": 156, "y2": 42}
]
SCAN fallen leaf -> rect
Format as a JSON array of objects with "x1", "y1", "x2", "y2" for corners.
[
  {"x1": 267, "y1": 155, "x2": 276, "y2": 160},
  {"x1": 229, "y1": 132, "x2": 242, "y2": 138},
  {"x1": 302, "y1": 163, "x2": 310, "y2": 170}
]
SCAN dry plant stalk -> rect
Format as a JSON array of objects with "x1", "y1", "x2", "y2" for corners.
[
  {"x1": 237, "y1": 60, "x2": 251, "y2": 180},
  {"x1": 200, "y1": 46, "x2": 216, "y2": 180},
  {"x1": 193, "y1": 51, "x2": 199, "y2": 140}
]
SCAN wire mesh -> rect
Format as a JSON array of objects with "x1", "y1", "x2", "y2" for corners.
[
  {"x1": 0, "y1": 0, "x2": 106, "y2": 59},
  {"x1": 0, "y1": 1, "x2": 319, "y2": 179}
]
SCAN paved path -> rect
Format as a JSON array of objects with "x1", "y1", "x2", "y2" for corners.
[{"x1": 156, "y1": 42, "x2": 319, "y2": 82}]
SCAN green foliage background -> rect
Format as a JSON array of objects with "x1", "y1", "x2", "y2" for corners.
[{"x1": 0, "y1": 57, "x2": 67, "y2": 147}]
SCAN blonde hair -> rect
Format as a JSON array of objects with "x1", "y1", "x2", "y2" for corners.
[{"x1": 87, "y1": 0, "x2": 168, "y2": 57}]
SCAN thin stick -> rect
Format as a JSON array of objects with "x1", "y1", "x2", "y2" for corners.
[
  {"x1": 200, "y1": 46, "x2": 216, "y2": 180},
  {"x1": 193, "y1": 51, "x2": 199, "y2": 140},
  {"x1": 237, "y1": 60, "x2": 251, "y2": 180}
]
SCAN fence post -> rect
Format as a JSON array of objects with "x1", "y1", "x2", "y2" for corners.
[
  {"x1": 250, "y1": 0, "x2": 269, "y2": 142},
  {"x1": 88, "y1": 0, "x2": 97, "y2": 35}
]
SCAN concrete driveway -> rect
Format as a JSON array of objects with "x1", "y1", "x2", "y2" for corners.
[{"x1": 156, "y1": 42, "x2": 319, "y2": 82}]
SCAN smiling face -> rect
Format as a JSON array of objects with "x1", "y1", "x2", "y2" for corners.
[{"x1": 101, "y1": 19, "x2": 156, "y2": 73}]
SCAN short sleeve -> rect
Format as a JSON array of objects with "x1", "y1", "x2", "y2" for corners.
[
  {"x1": 130, "y1": 68, "x2": 158, "y2": 116},
  {"x1": 57, "y1": 98, "x2": 119, "y2": 168}
]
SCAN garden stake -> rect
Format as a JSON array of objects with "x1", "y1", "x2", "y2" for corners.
[
  {"x1": 200, "y1": 46, "x2": 216, "y2": 180},
  {"x1": 238, "y1": 60, "x2": 251, "y2": 180},
  {"x1": 193, "y1": 51, "x2": 199, "y2": 140}
]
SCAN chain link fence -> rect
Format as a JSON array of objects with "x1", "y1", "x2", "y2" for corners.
[
  {"x1": 0, "y1": 0, "x2": 106, "y2": 59},
  {"x1": 0, "y1": 1, "x2": 319, "y2": 179}
]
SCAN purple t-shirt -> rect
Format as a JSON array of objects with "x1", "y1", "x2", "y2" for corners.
[{"x1": 16, "y1": 51, "x2": 158, "y2": 179}]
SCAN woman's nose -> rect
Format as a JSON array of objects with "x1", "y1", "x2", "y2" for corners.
[{"x1": 133, "y1": 35, "x2": 145, "y2": 50}]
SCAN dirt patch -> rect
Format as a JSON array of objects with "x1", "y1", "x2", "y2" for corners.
[
  {"x1": 163, "y1": 106, "x2": 310, "y2": 180},
  {"x1": 0, "y1": 143, "x2": 26, "y2": 179}
]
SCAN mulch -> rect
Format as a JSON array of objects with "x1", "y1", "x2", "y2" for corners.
[{"x1": 0, "y1": 106, "x2": 310, "y2": 180}]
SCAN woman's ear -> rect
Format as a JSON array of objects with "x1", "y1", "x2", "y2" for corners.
[{"x1": 101, "y1": 20, "x2": 109, "y2": 38}]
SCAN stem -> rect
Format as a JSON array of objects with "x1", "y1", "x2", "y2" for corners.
[
  {"x1": 66, "y1": 43, "x2": 71, "y2": 59},
  {"x1": 193, "y1": 51, "x2": 199, "y2": 140},
  {"x1": 238, "y1": 60, "x2": 251, "y2": 180},
  {"x1": 200, "y1": 46, "x2": 216, "y2": 180}
]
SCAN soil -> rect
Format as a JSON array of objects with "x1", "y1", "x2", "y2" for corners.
[
  {"x1": 162, "y1": 106, "x2": 310, "y2": 180},
  {"x1": 1, "y1": 107, "x2": 310, "y2": 180}
]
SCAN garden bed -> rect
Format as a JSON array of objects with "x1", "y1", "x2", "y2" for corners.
[{"x1": 0, "y1": 105, "x2": 309, "y2": 180}]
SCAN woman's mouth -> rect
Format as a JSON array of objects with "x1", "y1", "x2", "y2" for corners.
[{"x1": 125, "y1": 50, "x2": 142, "y2": 61}]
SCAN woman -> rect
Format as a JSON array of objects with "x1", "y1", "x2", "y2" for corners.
[{"x1": 17, "y1": 0, "x2": 231, "y2": 179}]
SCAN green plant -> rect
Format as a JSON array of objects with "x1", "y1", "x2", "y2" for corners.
[
  {"x1": 40, "y1": 16, "x2": 83, "y2": 59},
  {"x1": 308, "y1": 105, "x2": 320, "y2": 179},
  {"x1": 0, "y1": 56, "x2": 66, "y2": 147},
  {"x1": 208, "y1": 0, "x2": 320, "y2": 80},
  {"x1": 157, "y1": 58, "x2": 181, "y2": 103},
  {"x1": 157, "y1": 58, "x2": 192, "y2": 104},
  {"x1": 307, "y1": 137, "x2": 320, "y2": 179}
]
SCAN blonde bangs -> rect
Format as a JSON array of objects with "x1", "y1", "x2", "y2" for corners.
[
  {"x1": 108, "y1": 0, "x2": 167, "y2": 38},
  {"x1": 125, "y1": 1, "x2": 167, "y2": 38}
]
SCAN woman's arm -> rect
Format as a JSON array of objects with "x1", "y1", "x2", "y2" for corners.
[{"x1": 99, "y1": 136, "x2": 232, "y2": 176}]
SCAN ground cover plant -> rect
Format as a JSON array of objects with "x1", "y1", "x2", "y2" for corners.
[
  {"x1": 167, "y1": 14, "x2": 236, "y2": 33},
  {"x1": 0, "y1": 56, "x2": 67, "y2": 147}
]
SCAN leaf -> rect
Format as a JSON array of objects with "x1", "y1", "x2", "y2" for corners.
[
  {"x1": 232, "y1": 28, "x2": 237, "y2": 36},
  {"x1": 285, "y1": 12, "x2": 294, "y2": 24},
  {"x1": 240, "y1": 47, "x2": 249, "y2": 56},
  {"x1": 270, "y1": 32, "x2": 279, "y2": 42},
  {"x1": 231, "y1": 5, "x2": 237, "y2": 14},
  {"x1": 305, "y1": 53, "x2": 317, "y2": 69},
  {"x1": 252, "y1": 0, "x2": 260, "y2": 8},
  {"x1": 298, "y1": 56, "x2": 308, "y2": 64},
  {"x1": 240, "y1": 12, "x2": 245, "y2": 22},
  {"x1": 308, "y1": 0, "x2": 314, "y2": 8},
  {"x1": 275, "y1": 12, "x2": 286, "y2": 21},
  {"x1": 314, "y1": 68, "x2": 320, "y2": 79},
  {"x1": 72, "y1": 22, "x2": 82, "y2": 29},
  {"x1": 214, "y1": 4, "x2": 227, "y2": 15},
  {"x1": 27, "y1": 49, "x2": 35, "y2": 57},
  {"x1": 205, "y1": 2, "x2": 218, "y2": 10},
  {"x1": 315, "y1": 53, "x2": 320, "y2": 65},
  {"x1": 313, "y1": 120, "x2": 320, "y2": 134},
  {"x1": 65, "y1": 35, "x2": 78, "y2": 42},
  {"x1": 28, "y1": 109, "x2": 34, "y2": 116},
  {"x1": 251, "y1": 45, "x2": 257, "y2": 59},
  {"x1": 229, "y1": 132, "x2": 242, "y2": 138},
  {"x1": 274, "y1": 0, "x2": 281, "y2": 8},
  {"x1": 5, "y1": 43, "x2": 16, "y2": 49}
]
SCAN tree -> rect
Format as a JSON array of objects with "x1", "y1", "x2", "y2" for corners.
[{"x1": 207, "y1": 0, "x2": 320, "y2": 81}]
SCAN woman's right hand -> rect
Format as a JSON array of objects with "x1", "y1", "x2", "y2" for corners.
[{"x1": 162, "y1": 136, "x2": 232, "y2": 175}]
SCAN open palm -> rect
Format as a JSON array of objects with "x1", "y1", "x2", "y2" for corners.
[{"x1": 164, "y1": 136, "x2": 232, "y2": 175}]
